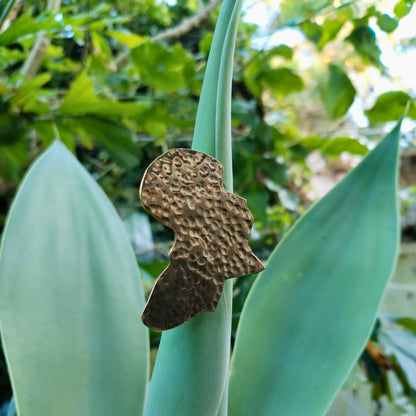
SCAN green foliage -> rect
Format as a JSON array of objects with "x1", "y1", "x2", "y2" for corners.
[
  {"x1": 301, "y1": 136, "x2": 368, "y2": 157},
  {"x1": 280, "y1": 0, "x2": 332, "y2": 25},
  {"x1": 346, "y1": 25, "x2": 382, "y2": 67},
  {"x1": 131, "y1": 41, "x2": 196, "y2": 92},
  {"x1": 244, "y1": 59, "x2": 304, "y2": 98},
  {"x1": 394, "y1": 0, "x2": 415, "y2": 18},
  {"x1": 321, "y1": 64, "x2": 356, "y2": 119},
  {"x1": 396, "y1": 318, "x2": 416, "y2": 333},
  {"x1": 376, "y1": 13, "x2": 399, "y2": 33},
  {"x1": 365, "y1": 91, "x2": 416, "y2": 124}
]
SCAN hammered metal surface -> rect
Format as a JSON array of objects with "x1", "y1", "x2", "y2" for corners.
[{"x1": 140, "y1": 148, "x2": 264, "y2": 331}]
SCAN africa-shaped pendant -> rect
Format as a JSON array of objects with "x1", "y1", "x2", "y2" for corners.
[{"x1": 139, "y1": 148, "x2": 264, "y2": 330}]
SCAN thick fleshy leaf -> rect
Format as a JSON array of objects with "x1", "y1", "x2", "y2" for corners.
[
  {"x1": 144, "y1": 0, "x2": 242, "y2": 414},
  {"x1": 229, "y1": 122, "x2": 401, "y2": 416},
  {"x1": 0, "y1": 141, "x2": 149, "y2": 416}
]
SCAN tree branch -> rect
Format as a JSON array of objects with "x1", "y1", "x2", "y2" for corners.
[
  {"x1": 19, "y1": 0, "x2": 61, "y2": 82},
  {"x1": 153, "y1": 0, "x2": 222, "y2": 42}
]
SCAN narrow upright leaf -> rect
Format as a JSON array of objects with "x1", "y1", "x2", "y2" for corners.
[
  {"x1": 229, "y1": 122, "x2": 401, "y2": 416},
  {"x1": 144, "y1": 0, "x2": 242, "y2": 414},
  {"x1": 0, "y1": 141, "x2": 149, "y2": 416}
]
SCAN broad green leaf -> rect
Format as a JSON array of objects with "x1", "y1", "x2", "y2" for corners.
[
  {"x1": 107, "y1": 30, "x2": 145, "y2": 49},
  {"x1": 262, "y1": 68, "x2": 304, "y2": 96},
  {"x1": 9, "y1": 73, "x2": 51, "y2": 109},
  {"x1": 0, "y1": 10, "x2": 58, "y2": 46},
  {"x1": 317, "y1": 18, "x2": 346, "y2": 50},
  {"x1": 301, "y1": 21, "x2": 322, "y2": 43},
  {"x1": 322, "y1": 137, "x2": 368, "y2": 157},
  {"x1": 0, "y1": 79, "x2": 11, "y2": 94},
  {"x1": 301, "y1": 135, "x2": 325, "y2": 150},
  {"x1": 0, "y1": 141, "x2": 149, "y2": 415},
  {"x1": 60, "y1": 71, "x2": 148, "y2": 117},
  {"x1": 0, "y1": 138, "x2": 27, "y2": 182},
  {"x1": 0, "y1": 12, "x2": 39, "y2": 45},
  {"x1": 322, "y1": 64, "x2": 356, "y2": 119},
  {"x1": 70, "y1": 117, "x2": 140, "y2": 168},
  {"x1": 346, "y1": 25, "x2": 382, "y2": 67},
  {"x1": 301, "y1": 136, "x2": 368, "y2": 157},
  {"x1": 144, "y1": 0, "x2": 241, "y2": 415},
  {"x1": 280, "y1": 0, "x2": 331, "y2": 24},
  {"x1": 245, "y1": 59, "x2": 304, "y2": 97},
  {"x1": 394, "y1": 0, "x2": 414, "y2": 18},
  {"x1": 365, "y1": 91, "x2": 416, "y2": 124},
  {"x1": 268, "y1": 44, "x2": 293, "y2": 60},
  {"x1": 396, "y1": 318, "x2": 416, "y2": 333},
  {"x1": 131, "y1": 41, "x2": 195, "y2": 93},
  {"x1": 229, "y1": 121, "x2": 401, "y2": 416}
]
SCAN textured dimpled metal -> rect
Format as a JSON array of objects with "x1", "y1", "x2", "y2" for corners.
[{"x1": 139, "y1": 148, "x2": 264, "y2": 330}]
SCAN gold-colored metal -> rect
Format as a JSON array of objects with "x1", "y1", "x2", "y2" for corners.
[{"x1": 139, "y1": 148, "x2": 264, "y2": 331}]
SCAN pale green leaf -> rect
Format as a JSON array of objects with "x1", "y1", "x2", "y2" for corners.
[
  {"x1": 229, "y1": 122, "x2": 401, "y2": 416},
  {"x1": 0, "y1": 141, "x2": 149, "y2": 415}
]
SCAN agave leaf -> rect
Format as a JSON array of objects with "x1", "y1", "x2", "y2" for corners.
[
  {"x1": 0, "y1": 141, "x2": 149, "y2": 415},
  {"x1": 144, "y1": 0, "x2": 243, "y2": 414},
  {"x1": 229, "y1": 122, "x2": 401, "y2": 416}
]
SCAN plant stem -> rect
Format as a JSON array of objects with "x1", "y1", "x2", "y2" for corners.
[{"x1": 0, "y1": 0, "x2": 20, "y2": 33}]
